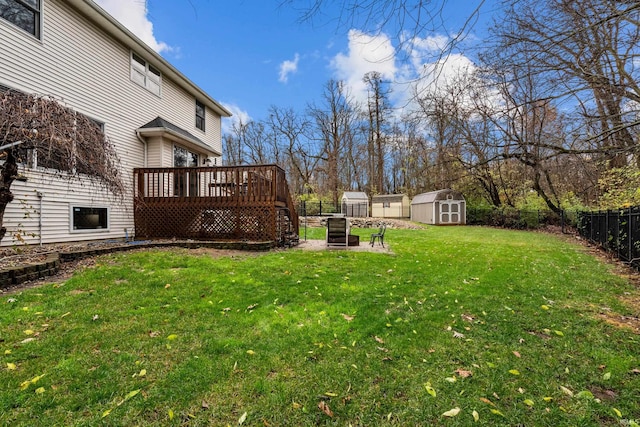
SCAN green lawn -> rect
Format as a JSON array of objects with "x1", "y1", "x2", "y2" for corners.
[{"x1": 1, "y1": 226, "x2": 639, "y2": 426}]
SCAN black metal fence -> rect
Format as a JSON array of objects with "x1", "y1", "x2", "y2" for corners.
[
  {"x1": 298, "y1": 201, "x2": 340, "y2": 216},
  {"x1": 467, "y1": 207, "x2": 578, "y2": 231},
  {"x1": 298, "y1": 201, "x2": 369, "y2": 217},
  {"x1": 577, "y1": 207, "x2": 640, "y2": 268}
]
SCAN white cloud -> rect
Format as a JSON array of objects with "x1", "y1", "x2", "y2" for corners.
[
  {"x1": 330, "y1": 29, "x2": 397, "y2": 105},
  {"x1": 331, "y1": 29, "x2": 486, "y2": 116},
  {"x1": 221, "y1": 103, "x2": 252, "y2": 135},
  {"x1": 279, "y1": 53, "x2": 300, "y2": 83},
  {"x1": 94, "y1": 0, "x2": 172, "y2": 53}
]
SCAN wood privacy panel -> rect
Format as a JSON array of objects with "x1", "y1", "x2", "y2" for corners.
[{"x1": 133, "y1": 165, "x2": 298, "y2": 245}]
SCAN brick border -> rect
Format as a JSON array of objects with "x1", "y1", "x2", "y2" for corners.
[{"x1": 1, "y1": 240, "x2": 276, "y2": 291}]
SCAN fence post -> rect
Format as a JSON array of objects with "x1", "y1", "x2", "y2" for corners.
[{"x1": 628, "y1": 208, "x2": 632, "y2": 264}]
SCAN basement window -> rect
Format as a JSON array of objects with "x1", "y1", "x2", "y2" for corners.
[{"x1": 71, "y1": 206, "x2": 109, "y2": 231}]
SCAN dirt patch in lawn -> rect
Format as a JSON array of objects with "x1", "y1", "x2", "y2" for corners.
[{"x1": 597, "y1": 292, "x2": 640, "y2": 335}]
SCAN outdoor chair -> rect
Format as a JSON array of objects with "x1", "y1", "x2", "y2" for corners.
[
  {"x1": 370, "y1": 223, "x2": 386, "y2": 247},
  {"x1": 326, "y1": 217, "x2": 349, "y2": 246}
]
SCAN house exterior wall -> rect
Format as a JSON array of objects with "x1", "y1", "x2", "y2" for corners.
[{"x1": 0, "y1": 0, "x2": 226, "y2": 246}]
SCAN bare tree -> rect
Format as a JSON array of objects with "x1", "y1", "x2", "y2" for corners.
[
  {"x1": 267, "y1": 106, "x2": 319, "y2": 197},
  {"x1": 363, "y1": 71, "x2": 392, "y2": 194},
  {"x1": 0, "y1": 90, "x2": 123, "y2": 242},
  {"x1": 308, "y1": 80, "x2": 358, "y2": 206},
  {"x1": 490, "y1": 0, "x2": 640, "y2": 168}
]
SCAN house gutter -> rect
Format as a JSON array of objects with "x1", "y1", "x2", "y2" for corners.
[{"x1": 135, "y1": 130, "x2": 148, "y2": 167}]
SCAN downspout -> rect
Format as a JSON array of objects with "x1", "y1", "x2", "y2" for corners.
[
  {"x1": 36, "y1": 191, "x2": 43, "y2": 246},
  {"x1": 135, "y1": 130, "x2": 148, "y2": 167}
]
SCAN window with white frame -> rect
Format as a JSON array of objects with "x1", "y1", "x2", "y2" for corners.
[
  {"x1": 71, "y1": 206, "x2": 109, "y2": 231},
  {"x1": 0, "y1": 0, "x2": 41, "y2": 39},
  {"x1": 130, "y1": 52, "x2": 161, "y2": 96},
  {"x1": 195, "y1": 100, "x2": 205, "y2": 131}
]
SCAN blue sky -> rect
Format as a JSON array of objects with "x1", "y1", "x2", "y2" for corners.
[{"x1": 94, "y1": 0, "x2": 495, "y2": 132}]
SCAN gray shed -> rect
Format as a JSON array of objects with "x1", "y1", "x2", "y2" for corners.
[
  {"x1": 341, "y1": 191, "x2": 369, "y2": 217},
  {"x1": 371, "y1": 194, "x2": 410, "y2": 218},
  {"x1": 411, "y1": 189, "x2": 466, "y2": 225}
]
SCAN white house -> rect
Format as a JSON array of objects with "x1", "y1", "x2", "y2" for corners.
[{"x1": 0, "y1": 0, "x2": 231, "y2": 246}]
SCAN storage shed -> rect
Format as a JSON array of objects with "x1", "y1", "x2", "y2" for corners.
[
  {"x1": 411, "y1": 189, "x2": 466, "y2": 225},
  {"x1": 371, "y1": 194, "x2": 411, "y2": 218},
  {"x1": 341, "y1": 192, "x2": 369, "y2": 217}
]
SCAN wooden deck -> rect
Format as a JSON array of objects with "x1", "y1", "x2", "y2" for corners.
[{"x1": 133, "y1": 164, "x2": 299, "y2": 245}]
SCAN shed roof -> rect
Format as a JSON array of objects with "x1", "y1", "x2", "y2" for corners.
[
  {"x1": 342, "y1": 191, "x2": 369, "y2": 201},
  {"x1": 372, "y1": 194, "x2": 407, "y2": 203},
  {"x1": 411, "y1": 189, "x2": 465, "y2": 205}
]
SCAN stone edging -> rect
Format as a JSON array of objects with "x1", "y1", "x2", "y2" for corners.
[{"x1": 1, "y1": 240, "x2": 276, "y2": 291}]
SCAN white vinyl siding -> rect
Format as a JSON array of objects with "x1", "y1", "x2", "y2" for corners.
[{"x1": 0, "y1": 0, "x2": 224, "y2": 246}]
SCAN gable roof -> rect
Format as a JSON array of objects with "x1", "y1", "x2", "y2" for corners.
[
  {"x1": 372, "y1": 194, "x2": 408, "y2": 203},
  {"x1": 411, "y1": 189, "x2": 465, "y2": 205},
  {"x1": 137, "y1": 117, "x2": 221, "y2": 156},
  {"x1": 341, "y1": 191, "x2": 369, "y2": 201},
  {"x1": 67, "y1": 0, "x2": 231, "y2": 118}
]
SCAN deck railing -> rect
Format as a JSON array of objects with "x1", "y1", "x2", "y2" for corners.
[{"x1": 133, "y1": 164, "x2": 298, "y2": 244}]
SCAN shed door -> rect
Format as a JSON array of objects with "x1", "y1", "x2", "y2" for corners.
[{"x1": 440, "y1": 201, "x2": 460, "y2": 224}]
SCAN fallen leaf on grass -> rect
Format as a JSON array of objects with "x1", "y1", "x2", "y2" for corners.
[
  {"x1": 472, "y1": 410, "x2": 479, "y2": 421},
  {"x1": 479, "y1": 397, "x2": 496, "y2": 407},
  {"x1": 554, "y1": 330, "x2": 564, "y2": 337},
  {"x1": 341, "y1": 313, "x2": 354, "y2": 322},
  {"x1": 102, "y1": 409, "x2": 112, "y2": 418},
  {"x1": 490, "y1": 408, "x2": 505, "y2": 417},
  {"x1": 167, "y1": 334, "x2": 178, "y2": 341},
  {"x1": 374, "y1": 336, "x2": 384, "y2": 344},
  {"x1": 6, "y1": 362, "x2": 16, "y2": 370},
  {"x1": 318, "y1": 401, "x2": 333, "y2": 417},
  {"x1": 35, "y1": 387, "x2": 45, "y2": 394},
  {"x1": 442, "y1": 407, "x2": 460, "y2": 417},
  {"x1": 613, "y1": 408, "x2": 622, "y2": 417},
  {"x1": 509, "y1": 369, "x2": 520, "y2": 375},
  {"x1": 117, "y1": 389, "x2": 141, "y2": 406},
  {"x1": 424, "y1": 382, "x2": 436, "y2": 397},
  {"x1": 455, "y1": 369, "x2": 473, "y2": 378},
  {"x1": 513, "y1": 351, "x2": 521, "y2": 358},
  {"x1": 560, "y1": 386, "x2": 574, "y2": 397},
  {"x1": 603, "y1": 372, "x2": 611, "y2": 380},
  {"x1": 452, "y1": 331, "x2": 465, "y2": 339},
  {"x1": 238, "y1": 411, "x2": 248, "y2": 424},
  {"x1": 20, "y1": 374, "x2": 45, "y2": 391},
  {"x1": 523, "y1": 399, "x2": 534, "y2": 407}
]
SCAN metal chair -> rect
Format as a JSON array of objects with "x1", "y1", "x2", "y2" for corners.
[{"x1": 370, "y1": 223, "x2": 386, "y2": 247}]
